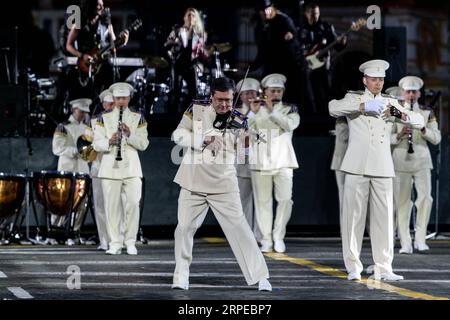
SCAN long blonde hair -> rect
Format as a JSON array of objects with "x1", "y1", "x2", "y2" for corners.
[{"x1": 183, "y1": 7, "x2": 205, "y2": 36}]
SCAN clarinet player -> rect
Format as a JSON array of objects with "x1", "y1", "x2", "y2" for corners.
[
  {"x1": 93, "y1": 82, "x2": 149, "y2": 255},
  {"x1": 391, "y1": 76, "x2": 441, "y2": 254}
]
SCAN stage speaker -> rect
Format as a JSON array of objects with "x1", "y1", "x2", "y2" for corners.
[
  {"x1": 373, "y1": 27, "x2": 407, "y2": 85},
  {"x1": 0, "y1": 84, "x2": 26, "y2": 136}
]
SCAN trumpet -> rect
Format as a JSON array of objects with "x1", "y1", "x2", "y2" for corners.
[{"x1": 116, "y1": 106, "x2": 124, "y2": 161}]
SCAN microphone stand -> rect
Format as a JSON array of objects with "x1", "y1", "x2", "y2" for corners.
[{"x1": 24, "y1": 70, "x2": 43, "y2": 244}]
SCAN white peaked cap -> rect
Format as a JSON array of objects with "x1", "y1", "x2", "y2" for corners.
[
  {"x1": 359, "y1": 59, "x2": 390, "y2": 77},
  {"x1": 99, "y1": 89, "x2": 113, "y2": 103},
  {"x1": 236, "y1": 78, "x2": 260, "y2": 92},
  {"x1": 69, "y1": 98, "x2": 91, "y2": 112},
  {"x1": 109, "y1": 82, "x2": 134, "y2": 97},
  {"x1": 399, "y1": 76, "x2": 424, "y2": 91},
  {"x1": 261, "y1": 73, "x2": 287, "y2": 89},
  {"x1": 385, "y1": 86, "x2": 404, "y2": 100}
]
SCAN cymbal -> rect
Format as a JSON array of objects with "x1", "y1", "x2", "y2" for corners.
[
  {"x1": 142, "y1": 55, "x2": 169, "y2": 68},
  {"x1": 206, "y1": 42, "x2": 232, "y2": 54},
  {"x1": 223, "y1": 68, "x2": 238, "y2": 73}
]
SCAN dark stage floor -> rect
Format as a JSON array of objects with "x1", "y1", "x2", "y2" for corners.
[{"x1": 0, "y1": 237, "x2": 449, "y2": 300}]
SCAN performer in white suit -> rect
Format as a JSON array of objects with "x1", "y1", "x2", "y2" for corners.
[
  {"x1": 328, "y1": 60, "x2": 424, "y2": 281},
  {"x1": 391, "y1": 76, "x2": 441, "y2": 253},
  {"x1": 235, "y1": 77, "x2": 262, "y2": 242},
  {"x1": 51, "y1": 98, "x2": 91, "y2": 245},
  {"x1": 86, "y1": 90, "x2": 114, "y2": 250},
  {"x1": 385, "y1": 86, "x2": 403, "y2": 101},
  {"x1": 93, "y1": 82, "x2": 149, "y2": 255},
  {"x1": 171, "y1": 77, "x2": 271, "y2": 291},
  {"x1": 248, "y1": 73, "x2": 300, "y2": 253},
  {"x1": 330, "y1": 116, "x2": 348, "y2": 229}
]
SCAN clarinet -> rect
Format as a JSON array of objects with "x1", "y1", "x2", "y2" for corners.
[
  {"x1": 115, "y1": 106, "x2": 123, "y2": 161},
  {"x1": 407, "y1": 99, "x2": 414, "y2": 154}
]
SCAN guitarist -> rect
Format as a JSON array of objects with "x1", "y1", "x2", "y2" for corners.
[
  {"x1": 65, "y1": 0, "x2": 129, "y2": 99},
  {"x1": 298, "y1": 3, "x2": 346, "y2": 116}
]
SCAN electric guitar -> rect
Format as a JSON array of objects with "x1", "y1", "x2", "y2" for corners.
[
  {"x1": 78, "y1": 18, "x2": 142, "y2": 76},
  {"x1": 305, "y1": 18, "x2": 366, "y2": 70}
]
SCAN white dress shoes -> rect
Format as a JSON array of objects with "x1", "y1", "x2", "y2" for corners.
[
  {"x1": 399, "y1": 246, "x2": 413, "y2": 254},
  {"x1": 126, "y1": 246, "x2": 138, "y2": 255},
  {"x1": 106, "y1": 247, "x2": 122, "y2": 255},
  {"x1": 414, "y1": 242, "x2": 430, "y2": 252},
  {"x1": 172, "y1": 282, "x2": 189, "y2": 290},
  {"x1": 374, "y1": 272, "x2": 404, "y2": 281},
  {"x1": 347, "y1": 272, "x2": 361, "y2": 281},
  {"x1": 260, "y1": 243, "x2": 273, "y2": 253},
  {"x1": 258, "y1": 279, "x2": 272, "y2": 291},
  {"x1": 273, "y1": 240, "x2": 286, "y2": 253}
]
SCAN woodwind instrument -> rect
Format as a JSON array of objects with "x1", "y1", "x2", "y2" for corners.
[
  {"x1": 407, "y1": 98, "x2": 414, "y2": 154},
  {"x1": 116, "y1": 107, "x2": 124, "y2": 161}
]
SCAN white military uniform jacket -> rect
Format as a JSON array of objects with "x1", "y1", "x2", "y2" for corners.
[
  {"x1": 85, "y1": 116, "x2": 103, "y2": 178},
  {"x1": 329, "y1": 89, "x2": 425, "y2": 178},
  {"x1": 330, "y1": 117, "x2": 349, "y2": 171},
  {"x1": 172, "y1": 103, "x2": 241, "y2": 194},
  {"x1": 52, "y1": 115, "x2": 89, "y2": 173},
  {"x1": 247, "y1": 102, "x2": 300, "y2": 171},
  {"x1": 391, "y1": 102, "x2": 441, "y2": 172},
  {"x1": 235, "y1": 104, "x2": 251, "y2": 178},
  {"x1": 93, "y1": 107, "x2": 149, "y2": 180}
]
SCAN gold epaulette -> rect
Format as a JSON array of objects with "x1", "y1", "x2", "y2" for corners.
[
  {"x1": 138, "y1": 112, "x2": 147, "y2": 128},
  {"x1": 54, "y1": 123, "x2": 67, "y2": 136},
  {"x1": 336, "y1": 116, "x2": 347, "y2": 124},
  {"x1": 347, "y1": 90, "x2": 364, "y2": 95},
  {"x1": 284, "y1": 103, "x2": 299, "y2": 114},
  {"x1": 96, "y1": 116, "x2": 104, "y2": 127},
  {"x1": 381, "y1": 93, "x2": 396, "y2": 99},
  {"x1": 183, "y1": 104, "x2": 194, "y2": 119}
]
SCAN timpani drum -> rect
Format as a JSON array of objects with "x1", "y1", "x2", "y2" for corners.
[
  {"x1": 0, "y1": 173, "x2": 26, "y2": 220},
  {"x1": 32, "y1": 171, "x2": 90, "y2": 217}
]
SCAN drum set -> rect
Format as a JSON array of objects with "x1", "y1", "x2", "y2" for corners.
[
  {"x1": 27, "y1": 73, "x2": 58, "y2": 136},
  {"x1": 0, "y1": 170, "x2": 92, "y2": 245},
  {"x1": 125, "y1": 42, "x2": 237, "y2": 114}
]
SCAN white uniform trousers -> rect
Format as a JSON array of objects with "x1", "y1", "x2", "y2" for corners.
[
  {"x1": 334, "y1": 170, "x2": 346, "y2": 233},
  {"x1": 342, "y1": 174, "x2": 394, "y2": 275},
  {"x1": 251, "y1": 168, "x2": 293, "y2": 246},
  {"x1": 173, "y1": 188, "x2": 269, "y2": 286},
  {"x1": 237, "y1": 176, "x2": 262, "y2": 242},
  {"x1": 92, "y1": 177, "x2": 110, "y2": 248},
  {"x1": 102, "y1": 177, "x2": 141, "y2": 250},
  {"x1": 394, "y1": 169, "x2": 433, "y2": 247}
]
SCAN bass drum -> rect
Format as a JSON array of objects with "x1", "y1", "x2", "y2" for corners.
[
  {"x1": 0, "y1": 173, "x2": 26, "y2": 220},
  {"x1": 32, "y1": 171, "x2": 90, "y2": 217}
]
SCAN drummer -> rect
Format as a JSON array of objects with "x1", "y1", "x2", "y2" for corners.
[{"x1": 51, "y1": 98, "x2": 91, "y2": 245}]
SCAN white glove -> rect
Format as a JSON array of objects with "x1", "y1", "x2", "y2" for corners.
[
  {"x1": 204, "y1": 135, "x2": 223, "y2": 156},
  {"x1": 364, "y1": 100, "x2": 385, "y2": 115}
]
